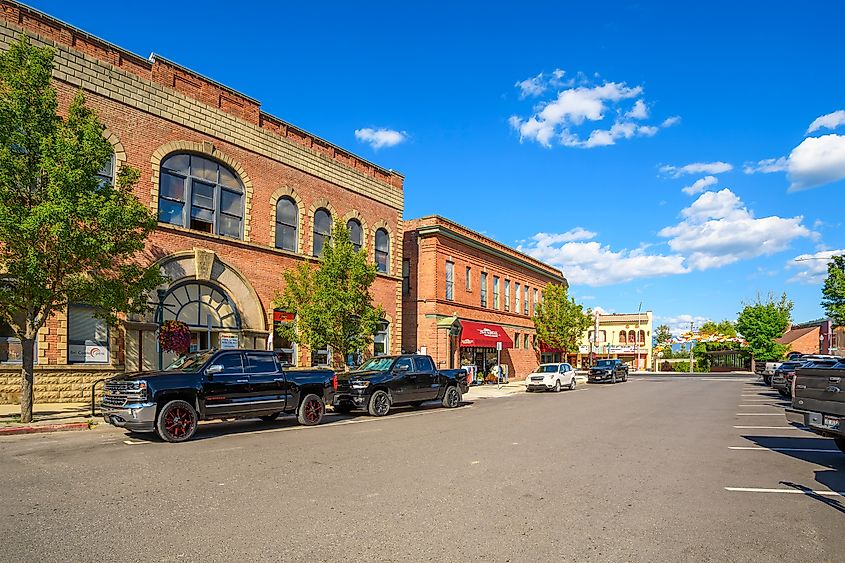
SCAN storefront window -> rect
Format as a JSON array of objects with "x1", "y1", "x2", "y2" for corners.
[
  {"x1": 272, "y1": 310, "x2": 296, "y2": 366},
  {"x1": 0, "y1": 320, "x2": 28, "y2": 364},
  {"x1": 311, "y1": 347, "x2": 331, "y2": 366},
  {"x1": 68, "y1": 305, "x2": 109, "y2": 364}
]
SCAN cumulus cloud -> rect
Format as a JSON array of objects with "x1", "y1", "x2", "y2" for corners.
[
  {"x1": 787, "y1": 250, "x2": 845, "y2": 284},
  {"x1": 656, "y1": 314, "x2": 710, "y2": 337},
  {"x1": 518, "y1": 232, "x2": 689, "y2": 287},
  {"x1": 658, "y1": 189, "x2": 814, "y2": 270},
  {"x1": 681, "y1": 175, "x2": 718, "y2": 196},
  {"x1": 354, "y1": 128, "x2": 408, "y2": 149},
  {"x1": 787, "y1": 134, "x2": 845, "y2": 191},
  {"x1": 659, "y1": 161, "x2": 733, "y2": 178},
  {"x1": 509, "y1": 72, "x2": 675, "y2": 149},
  {"x1": 807, "y1": 110, "x2": 845, "y2": 134},
  {"x1": 661, "y1": 116, "x2": 681, "y2": 128},
  {"x1": 743, "y1": 157, "x2": 789, "y2": 174}
]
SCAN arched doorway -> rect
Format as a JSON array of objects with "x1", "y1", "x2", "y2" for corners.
[{"x1": 157, "y1": 280, "x2": 242, "y2": 352}]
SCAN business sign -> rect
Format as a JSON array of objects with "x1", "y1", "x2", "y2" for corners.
[
  {"x1": 220, "y1": 335, "x2": 239, "y2": 349},
  {"x1": 273, "y1": 311, "x2": 295, "y2": 323},
  {"x1": 68, "y1": 344, "x2": 108, "y2": 364}
]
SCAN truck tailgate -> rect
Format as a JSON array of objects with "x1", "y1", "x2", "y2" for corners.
[{"x1": 793, "y1": 367, "x2": 845, "y2": 417}]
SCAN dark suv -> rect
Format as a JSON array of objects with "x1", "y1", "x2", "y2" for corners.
[{"x1": 588, "y1": 359, "x2": 629, "y2": 384}]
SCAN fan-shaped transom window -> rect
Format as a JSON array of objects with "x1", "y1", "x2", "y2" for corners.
[
  {"x1": 159, "y1": 282, "x2": 241, "y2": 330},
  {"x1": 375, "y1": 228, "x2": 389, "y2": 273},
  {"x1": 347, "y1": 219, "x2": 363, "y2": 252},
  {"x1": 275, "y1": 197, "x2": 298, "y2": 252},
  {"x1": 158, "y1": 153, "x2": 244, "y2": 239},
  {"x1": 313, "y1": 208, "x2": 332, "y2": 257}
]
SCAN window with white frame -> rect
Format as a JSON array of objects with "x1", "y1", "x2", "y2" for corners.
[
  {"x1": 68, "y1": 306, "x2": 109, "y2": 364},
  {"x1": 445, "y1": 261, "x2": 454, "y2": 300},
  {"x1": 480, "y1": 272, "x2": 488, "y2": 307},
  {"x1": 374, "y1": 321, "x2": 390, "y2": 356},
  {"x1": 515, "y1": 282, "x2": 521, "y2": 313},
  {"x1": 493, "y1": 276, "x2": 500, "y2": 310},
  {"x1": 504, "y1": 279, "x2": 510, "y2": 311},
  {"x1": 375, "y1": 228, "x2": 390, "y2": 273},
  {"x1": 523, "y1": 285, "x2": 529, "y2": 315}
]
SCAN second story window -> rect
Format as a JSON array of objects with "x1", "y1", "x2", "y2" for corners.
[
  {"x1": 347, "y1": 219, "x2": 363, "y2": 252},
  {"x1": 313, "y1": 208, "x2": 332, "y2": 257},
  {"x1": 523, "y1": 285, "x2": 529, "y2": 315},
  {"x1": 97, "y1": 154, "x2": 116, "y2": 187},
  {"x1": 504, "y1": 279, "x2": 510, "y2": 312},
  {"x1": 493, "y1": 276, "x2": 500, "y2": 310},
  {"x1": 375, "y1": 228, "x2": 390, "y2": 273},
  {"x1": 445, "y1": 261, "x2": 454, "y2": 301},
  {"x1": 466, "y1": 266, "x2": 472, "y2": 291},
  {"x1": 533, "y1": 288, "x2": 538, "y2": 314},
  {"x1": 275, "y1": 197, "x2": 298, "y2": 252},
  {"x1": 480, "y1": 272, "x2": 488, "y2": 308},
  {"x1": 158, "y1": 153, "x2": 244, "y2": 239},
  {"x1": 515, "y1": 282, "x2": 521, "y2": 313}
]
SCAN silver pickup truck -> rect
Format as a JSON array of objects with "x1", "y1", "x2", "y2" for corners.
[{"x1": 785, "y1": 362, "x2": 845, "y2": 454}]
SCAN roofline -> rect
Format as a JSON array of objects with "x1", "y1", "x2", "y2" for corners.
[{"x1": 411, "y1": 215, "x2": 566, "y2": 284}]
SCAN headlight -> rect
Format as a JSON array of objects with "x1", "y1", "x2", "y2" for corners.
[{"x1": 351, "y1": 380, "x2": 370, "y2": 389}]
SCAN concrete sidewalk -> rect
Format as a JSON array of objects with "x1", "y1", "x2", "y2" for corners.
[
  {"x1": 0, "y1": 402, "x2": 96, "y2": 435},
  {"x1": 464, "y1": 381, "x2": 527, "y2": 400}
]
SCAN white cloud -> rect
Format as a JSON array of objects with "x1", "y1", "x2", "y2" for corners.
[
  {"x1": 787, "y1": 250, "x2": 845, "y2": 284},
  {"x1": 807, "y1": 110, "x2": 845, "y2": 134},
  {"x1": 787, "y1": 134, "x2": 845, "y2": 191},
  {"x1": 509, "y1": 73, "x2": 673, "y2": 149},
  {"x1": 656, "y1": 314, "x2": 710, "y2": 337},
  {"x1": 518, "y1": 232, "x2": 690, "y2": 287},
  {"x1": 661, "y1": 116, "x2": 681, "y2": 128},
  {"x1": 354, "y1": 128, "x2": 408, "y2": 149},
  {"x1": 626, "y1": 99, "x2": 648, "y2": 120},
  {"x1": 681, "y1": 175, "x2": 718, "y2": 196},
  {"x1": 743, "y1": 157, "x2": 789, "y2": 174},
  {"x1": 659, "y1": 161, "x2": 733, "y2": 178},
  {"x1": 658, "y1": 188, "x2": 813, "y2": 270}
]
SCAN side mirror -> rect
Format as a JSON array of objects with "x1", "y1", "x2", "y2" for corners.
[{"x1": 206, "y1": 364, "x2": 224, "y2": 377}]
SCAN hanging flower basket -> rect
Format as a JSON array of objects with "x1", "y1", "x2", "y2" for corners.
[{"x1": 158, "y1": 320, "x2": 192, "y2": 355}]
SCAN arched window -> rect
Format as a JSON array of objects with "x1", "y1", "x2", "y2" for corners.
[
  {"x1": 375, "y1": 228, "x2": 389, "y2": 273},
  {"x1": 347, "y1": 219, "x2": 363, "y2": 252},
  {"x1": 638, "y1": 330, "x2": 646, "y2": 345},
  {"x1": 275, "y1": 197, "x2": 298, "y2": 252},
  {"x1": 313, "y1": 208, "x2": 332, "y2": 257},
  {"x1": 628, "y1": 330, "x2": 636, "y2": 344},
  {"x1": 158, "y1": 153, "x2": 244, "y2": 239},
  {"x1": 619, "y1": 331, "x2": 627, "y2": 344}
]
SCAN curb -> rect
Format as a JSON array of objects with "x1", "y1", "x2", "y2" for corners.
[{"x1": 0, "y1": 422, "x2": 91, "y2": 436}]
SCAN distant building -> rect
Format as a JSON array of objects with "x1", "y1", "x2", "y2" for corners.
[
  {"x1": 576, "y1": 312, "x2": 654, "y2": 370},
  {"x1": 402, "y1": 216, "x2": 566, "y2": 380},
  {"x1": 776, "y1": 319, "x2": 840, "y2": 355}
]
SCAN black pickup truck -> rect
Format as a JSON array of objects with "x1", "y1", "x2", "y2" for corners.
[
  {"x1": 334, "y1": 354, "x2": 469, "y2": 416},
  {"x1": 101, "y1": 349, "x2": 336, "y2": 442},
  {"x1": 786, "y1": 362, "x2": 845, "y2": 454},
  {"x1": 588, "y1": 359, "x2": 629, "y2": 383}
]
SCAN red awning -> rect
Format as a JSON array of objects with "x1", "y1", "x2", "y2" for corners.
[{"x1": 459, "y1": 321, "x2": 514, "y2": 349}]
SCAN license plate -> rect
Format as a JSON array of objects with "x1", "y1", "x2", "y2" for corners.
[{"x1": 823, "y1": 416, "x2": 840, "y2": 430}]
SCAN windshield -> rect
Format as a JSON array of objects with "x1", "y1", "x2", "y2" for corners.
[
  {"x1": 356, "y1": 357, "x2": 397, "y2": 372},
  {"x1": 535, "y1": 364, "x2": 559, "y2": 373},
  {"x1": 164, "y1": 350, "x2": 215, "y2": 372},
  {"x1": 595, "y1": 360, "x2": 615, "y2": 367}
]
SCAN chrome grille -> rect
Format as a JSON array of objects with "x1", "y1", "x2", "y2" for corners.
[
  {"x1": 102, "y1": 395, "x2": 127, "y2": 407},
  {"x1": 102, "y1": 379, "x2": 146, "y2": 407}
]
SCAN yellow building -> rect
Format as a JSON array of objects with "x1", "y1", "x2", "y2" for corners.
[{"x1": 578, "y1": 312, "x2": 654, "y2": 371}]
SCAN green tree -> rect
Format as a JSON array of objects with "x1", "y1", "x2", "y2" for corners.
[
  {"x1": 699, "y1": 319, "x2": 737, "y2": 338},
  {"x1": 0, "y1": 36, "x2": 165, "y2": 422},
  {"x1": 821, "y1": 255, "x2": 845, "y2": 327},
  {"x1": 533, "y1": 284, "x2": 592, "y2": 357},
  {"x1": 735, "y1": 292, "x2": 793, "y2": 364},
  {"x1": 273, "y1": 220, "x2": 384, "y2": 368},
  {"x1": 655, "y1": 324, "x2": 672, "y2": 346}
]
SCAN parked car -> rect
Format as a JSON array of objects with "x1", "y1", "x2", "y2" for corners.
[
  {"x1": 786, "y1": 361, "x2": 845, "y2": 454},
  {"x1": 333, "y1": 354, "x2": 469, "y2": 416},
  {"x1": 771, "y1": 361, "x2": 806, "y2": 398},
  {"x1": 756, "y1": 361, "x2": 783, "y2": 386},
  {"x1": 588, "y1": 359, "x2": 628, "y2": 383},
  {"x1": 100, "y1": 349, "x2": 336, "y2": 442},
  {"x1": 525, "y1": 363, "x2": 579, "y2": 392}
]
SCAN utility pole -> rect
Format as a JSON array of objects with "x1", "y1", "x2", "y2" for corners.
[{"x1": 689, "y1": 320, "x2": 695, "y2": 373}]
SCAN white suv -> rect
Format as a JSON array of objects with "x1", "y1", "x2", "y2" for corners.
[{"x1": 525, "y1": 363, "x2": 579, "y2": 392}]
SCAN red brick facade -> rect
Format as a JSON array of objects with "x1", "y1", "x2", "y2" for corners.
[
  {"x1": 402, "y1": 216, "x2": 566, "y2": 381},
  {"x1": 0, "y1": 2, "x2": 404, "y2": 402}
]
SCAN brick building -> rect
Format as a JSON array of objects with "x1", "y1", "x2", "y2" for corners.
[
  {"x1": 0, "y1": 1, "x2": 404, "y2": 403},
  {"x1": 776, "y1": 319, "x2": 840, "y2": 356},
  {"x1": 402, "y1": 216, "x2": 566, "y2": 381}
]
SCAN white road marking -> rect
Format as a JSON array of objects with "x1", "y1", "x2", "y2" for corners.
[
  {"x1": 122, "y1": 440, "x2": 147, "y2": 445},
  {"x1": 725, "y1": 487, "x2": 845, "y2": 496},
  {"x1": 736, "y1": 413, "x2": 785, "y2": 416},
  {"x1": 701, "y1": 378, "x2": 755, "y2": 382},
  {"x1": 733, "y1": 425, "x2": 804, "y2": 429},
  {"x1": 728, "y1": 446, "x2": 838, "y2": 453},
  {"x1": 738, "y1": 405, "x2": 782, "y2": 408}
]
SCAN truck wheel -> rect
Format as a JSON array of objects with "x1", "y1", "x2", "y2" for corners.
[
  {"x1": 259, "y1": 412, "x2": 280, "y2": 422},
  {"x1": 442, "y1": 385, "x2": 462, "y2": 408},
  {"x1": 297, "y1": 394, "x2": 325, "y2": 426},
  {"x1": 368, "y1": 390, "x2": 391, "y2": 416},
  {"x1": 553, "y1": 380, "x2": 561, "y2": 393},
  {"x1": 622, "y1": 373, "x2": 628, "y2": 382},
  {"x1": 611, "y1": 374, "x2": 617, "y2": 384},
  {"x1": 155, "y1": 400, "x2": 198, "y2": 443},
  {"x1": 569, "y1": 378, "x2": 576, "y2": 390},
  {"x1": 835, "y1": 437, "x2": 845, "y2": 455}
]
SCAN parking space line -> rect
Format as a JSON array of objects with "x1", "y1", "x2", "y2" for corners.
[
  {"x1": 733, "y1": 425, "x2": 803, "y2": 429},
  {"x1": 729, "y1": 446, "x2": 839, "y2": 453},
  {"x1": 736, "y1": 413, "x2": 784, "y2": 416},
  {"x1": 738, "y1": 405, "x2": 782, "y2": 408},
  {"x1": 725, "y1": 487, "x2": 844, "y2": 496}
]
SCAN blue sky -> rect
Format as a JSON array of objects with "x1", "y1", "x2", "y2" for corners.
[{"x1": 30, "y1": 0, "x2": 845, "y2": 334}]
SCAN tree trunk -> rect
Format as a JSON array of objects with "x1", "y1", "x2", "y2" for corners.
[{"x1": 20, "y1": 335, "x2": 36, "y2": 424}]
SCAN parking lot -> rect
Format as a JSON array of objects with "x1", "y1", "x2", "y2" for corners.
[{"x1": 1, "y1": 374, "x2": 842, "y2": 562}]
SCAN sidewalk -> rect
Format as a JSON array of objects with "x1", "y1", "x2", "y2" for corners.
[
  {"x1": 0, "y1": 402, "x2": 96, "y2": 436},
  {"x1": 464, "y1": 381, "x2": 527, "y2": 400}
]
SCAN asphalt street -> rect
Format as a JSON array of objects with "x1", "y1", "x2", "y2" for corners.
[{"x1": 1, "y1": 374, "x2": 843, "y2": 562}]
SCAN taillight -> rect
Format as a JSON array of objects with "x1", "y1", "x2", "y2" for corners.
[{"x1": 332, "y1": 374, "x2": 338, "y2": 391}]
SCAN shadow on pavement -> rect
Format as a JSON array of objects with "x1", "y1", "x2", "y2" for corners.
[{"x1": 779, "y1": 479, "x2": 845, "y2": 514}]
